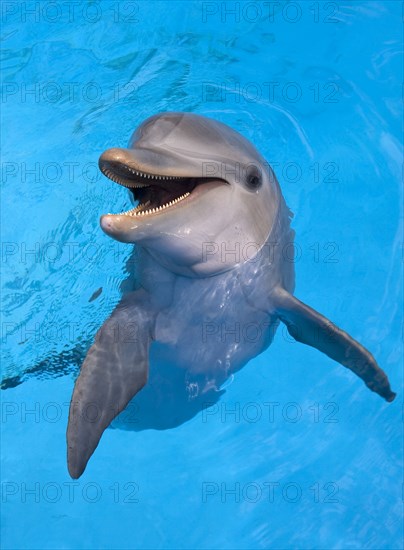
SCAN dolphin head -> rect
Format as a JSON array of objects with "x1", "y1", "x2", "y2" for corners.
[{"x1": 99, "y1": 112, "x2": 282, "y2": 276}]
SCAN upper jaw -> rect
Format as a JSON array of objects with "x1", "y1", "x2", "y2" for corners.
[
  {"x1": 99, "y1": 150, "x2": 190, "y2": 188},
  {"x1": 99, "y1": 146, "x2": 202, "y2": 182}
]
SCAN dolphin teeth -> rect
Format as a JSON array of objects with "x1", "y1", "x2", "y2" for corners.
[
  {"x1": 112, "y1": 190, "x2": 191, "y2": 217},
  {"x1": 134, "y1": 191, "x2": 190, "y2": 216},
  {"x1": 102, "y1": 163, "x2": 192, "y2": 190}
]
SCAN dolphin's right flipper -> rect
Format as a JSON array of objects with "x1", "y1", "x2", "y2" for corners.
[
  {"x1": 272, "y1": 287, "x2": 396, "y2": 402},
  {"x1": 67, "y1": 290, "x2": 155, "y2": 478}
]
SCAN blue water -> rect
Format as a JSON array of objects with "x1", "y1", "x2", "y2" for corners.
[{"x1": 1, "y1": 1, "x2": 402, "y2": 548}]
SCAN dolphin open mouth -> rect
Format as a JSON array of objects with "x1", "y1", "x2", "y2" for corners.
[{"x1": 99, "y1": 157, "x2": 227, "y2": 217}]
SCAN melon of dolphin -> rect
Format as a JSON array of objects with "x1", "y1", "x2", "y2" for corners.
[{"x1": 67, "y1": 112, "x2": 396, "y2": 479}]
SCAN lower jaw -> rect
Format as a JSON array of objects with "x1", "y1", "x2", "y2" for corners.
[{"x1": 99, "y1": 213, "x2": 142, "y2": 242}]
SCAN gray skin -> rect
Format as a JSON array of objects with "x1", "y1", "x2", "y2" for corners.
[{"x1": 67, "y1": 112, "x2": 396, "y2": 479}]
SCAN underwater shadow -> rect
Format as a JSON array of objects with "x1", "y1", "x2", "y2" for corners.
[{"x1": 111, "y1": 345, "x2": 226, "y2": 432}]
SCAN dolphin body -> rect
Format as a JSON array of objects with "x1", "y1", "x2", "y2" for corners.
[{"x1": 67, "y1": 112, "x2": 396, "y2": 478}]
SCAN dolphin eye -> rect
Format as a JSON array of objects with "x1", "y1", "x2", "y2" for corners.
[{"x1": 245, "y1": 167, "x2": 262, "y2": 190}]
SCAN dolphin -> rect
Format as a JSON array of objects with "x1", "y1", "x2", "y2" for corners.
[{"x1": 67, "y1": 112, "x2": 396, "y2": 479}]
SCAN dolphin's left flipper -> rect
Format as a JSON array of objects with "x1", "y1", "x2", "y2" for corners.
[
  {"x1": 272, "y1": 287, "x2": 396, "y2": 402},
  {"x1": 67, "y1": 290, "x2": 155, "y2": 478}
]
